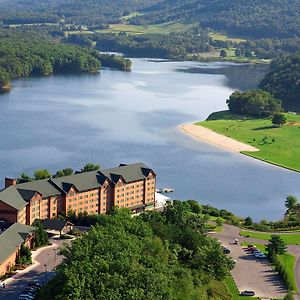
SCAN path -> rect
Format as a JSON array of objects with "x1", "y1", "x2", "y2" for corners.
[{"x1": 0, "y1": 237, "x2": 68, "y2": 300}]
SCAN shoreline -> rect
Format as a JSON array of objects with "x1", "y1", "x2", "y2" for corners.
[
  {"x1": 180, "y1": 123, "x2": 300, "y2": 173},
  {"x1": 180, "y1": 123, "x2": 259, "y2": 153}
]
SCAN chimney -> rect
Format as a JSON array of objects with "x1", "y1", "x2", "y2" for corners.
[{"x1": 5, "y1": 177, "x2": 17, "y2": 188}]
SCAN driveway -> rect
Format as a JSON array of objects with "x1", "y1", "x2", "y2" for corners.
[
  {"x1": 0, "y1": 238, "x2": 68, "y2": 300},
  {"x1": 213, "y1": 224, "x2": 287, "y2": 299}
]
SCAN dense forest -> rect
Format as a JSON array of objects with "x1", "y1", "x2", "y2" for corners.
[
  {"x1": 0, "y1": 0, "x2": 161, "y2": 26},
  {"x1": 94, "y1": 29, "x2": 212, "y2": 59},
  {"x1": 37, "y1": 201, "x2": 234, "y2": 300},
  {"x1": 1, "y1": 0, "x2": 300, "y2": 40},
  {"x1": 132, "y1": 0, "x2": 300, "y2": 39},
  {"x1": 260, "y1": 53, "x2": 300, "y2": 111},
  {"x1": 0, "y1": 29, "x2": 131, "y2": 90}
]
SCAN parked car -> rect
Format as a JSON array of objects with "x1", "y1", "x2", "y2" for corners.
[
  {"x1": 18, "y1": 294, "x2": 35, "y2": 300},
  {"x1": 240, "y1": 290, "x2": 255, "y2": 296},
  {"x1": 256, "y1": 253, "x2": 267, "y2": 258},
  {"x1": 222, "y1": 246, "x2": 230, "y2": 254}
]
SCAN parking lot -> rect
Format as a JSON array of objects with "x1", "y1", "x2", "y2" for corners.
[{"x1": 214, "y1": 224, "x2": 287, "y2": 299}]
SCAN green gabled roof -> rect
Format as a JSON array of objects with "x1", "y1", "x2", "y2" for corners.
[
  {"x1": 0, "y1": 223, "x2": 35, "y2": 265},
  {"x1": 16, "y1": 179, "x2": 61, "y2": 198},
  {"x1": 99, "y1": 163, "x2": 153, "y2": 184},
  {"x1": 0, "y1": 163, "x2": 154, "y2": 210},
  {"x1": 0, "y1": 186, "x2": 27, "y2": 210},
  {"x1": 50, "y1": 170, "x2": 101, "y2": 193}
]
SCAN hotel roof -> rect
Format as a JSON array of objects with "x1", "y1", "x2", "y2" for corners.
[
  {"x1": 0, "y1": 163, "x2": 154, "y2": 210},
  {"x1": 0, "y1": 223, "x2": 34, "y2": 265}
]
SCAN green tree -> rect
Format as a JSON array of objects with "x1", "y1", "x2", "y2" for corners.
[
  {"x1": 34, "y1": 169, "x2": 52, "y2": 180},
  {"x1": 33, "y1": 221, "x2": 49, "y2": 248},
  {"x1": 220, "y1": 49, "x2": 227, "y2": 57},
  {"x1": 285, "y1": 195, "x2": 298, "y2": 210},
  {"x1": 54, "y1": 168, "x2": 74, "y2": 178},
  {"x1": 244, "y1": 216, "x2": 253, "y2": 226},
  {"x1": 17, "y1": 173, "x2": 33, "y2": 183},
  {"x1": 226, "y1": 89, "x2": 282, "y2": 117},
  {"x1": 272, "y1": 113, "x2": 286, "y2": 127},
  {"x1": 0, "y1": 67, "x2": 10, "y2": 89},
  {"x1": 81, "y1": 163, "x2": 100, "y2": 172},
  {"x1": 266, "y1": 235, "x2": 286, "y2": 258},
  {"x1": 16, "y1": 243, "x2": 32, "y2": 265}
]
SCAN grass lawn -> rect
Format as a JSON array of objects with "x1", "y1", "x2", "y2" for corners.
[
  {"x1": 240, "y1": 230, "x2": 300, "y2": 245},
  {"x1": 240, "y1": 242, "x2": 267, "y2": 253},
  {"x1": 277, "y1": 253, "x2": 297, "y2": 291},
  {"x1": 96, "y1": 21, "x2": 194, "y2": 35},
  {"x1": 224, "y1": 275, "x2": 260, "y2": 299},
  {"x1": 198, "y1": 111, "x2": 300, "y2": 172},
  {"x1": 209, "y1": 32, "x2": 246, "y2": 44}
]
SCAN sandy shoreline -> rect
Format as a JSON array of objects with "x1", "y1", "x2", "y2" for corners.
[{"x1": 180, "y1": 124, "x2": 259, "y2": 153}]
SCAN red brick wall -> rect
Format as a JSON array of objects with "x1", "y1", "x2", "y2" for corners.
[{"x1": 0, "y1": 201, "x2": 17, "y2": 223}]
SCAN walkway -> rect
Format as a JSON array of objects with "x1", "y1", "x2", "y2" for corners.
[{"x1": 0, "y1": 238, "x2": 67, "y2": 300}]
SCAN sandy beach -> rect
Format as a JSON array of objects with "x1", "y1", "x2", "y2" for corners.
[{"x1": 180, "y1": 124, "x2": 259, "y2": 153}]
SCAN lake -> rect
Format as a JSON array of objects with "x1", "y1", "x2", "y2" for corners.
[{"x1": 0, "y1": 58, "x2": 299, "y2": 220}]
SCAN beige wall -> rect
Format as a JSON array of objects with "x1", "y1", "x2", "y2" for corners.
[
  {"x1": 17, "y1": 207, "x2": 26, "y2": 225},
  {"x1": 0, "y1": 234, "x2": 34, "y2": 276},
  {"x1": 66, "y1": 187, "x2": 100, "y2": 215},
  {"x1": 0, "y1": 251, "x2": 17, "y2": 276}
]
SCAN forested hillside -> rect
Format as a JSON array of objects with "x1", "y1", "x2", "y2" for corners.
[
  {"x1": 0, "y1": 0, "x2": 162, "y2": 26},
  {"x1": 0, "y1": 29, "x2": 131, "y2": 91},
  {"x1": 133, "y1": 0, "x2": 300, "y2": 38},
  {"x1": 1, "y1": 0, "x2": 300, "y2": 39},
  {"x1": 37, "y1": 201, "x2": 234, "y2": 300},
  {"x1": 260, "y1": 53, "x2": 300, "y2": 111}
]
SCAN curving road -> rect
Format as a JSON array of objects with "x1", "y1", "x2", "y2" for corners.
[
  {"x1": 0, "y1": 237, "x2": 67, "y2": 300},
  {"x1": 212, "y1": 224, "x2": 288, "y2": 299}
]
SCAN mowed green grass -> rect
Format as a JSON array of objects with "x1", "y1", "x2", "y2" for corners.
[
  {"x1": 97, "y1": 22, "x2": 195, "y2": 35},
  {"x1": 277, "y1": 253, "x2": 297, "y2": 291},
  {"x1": 198, "y1": 111, "x2": 300, "y2": 172},
  {"x1": 240, "y1": 230, "x2": 300, "y2": 245}
]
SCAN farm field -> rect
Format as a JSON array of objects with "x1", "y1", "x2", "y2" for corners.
[{"x1": 96, "y1": 21, "x2": 195, "y2": 35}]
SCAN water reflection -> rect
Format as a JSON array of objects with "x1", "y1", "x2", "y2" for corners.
[{"x1": 0, "y1": 59, "x2": 298, "y2": 221}]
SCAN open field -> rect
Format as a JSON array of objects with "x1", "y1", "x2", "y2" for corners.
[
  {"x1": 209, "y1": 32, "x2": 246, "y2": 43},
  {"x1": 96, "y1": 21, "x2": 195, "y2": 35},
  {"x1": 120, "y1": 12, "x2": 142, "y2": 22},
  {"x1": 240, "y1": 231, "x2": 300, "y2": 245},
  {"x1": 198, "y1": 111, "x2": 300, "y2": 172}
]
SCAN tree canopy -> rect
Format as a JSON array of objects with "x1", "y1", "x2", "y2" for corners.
[
  {"x1": 260, "y1": 53, "x2": 300, "y2": 111},
  {"x1": 226, "y1": 89, "x2": 282, "y2": 117},
  {"x1": 37, "y1": 201, "x2": 234, "y2": 300}
]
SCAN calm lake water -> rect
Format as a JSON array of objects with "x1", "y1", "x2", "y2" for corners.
[{"x1": 0, "y1": 59, "x2": 299, "y2": 220}]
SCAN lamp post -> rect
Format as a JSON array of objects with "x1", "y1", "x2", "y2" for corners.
[
  {"x1": 53, "y1": 248, "x2": 57, "y2": 268},
  {"x1": 44, "y1": 264, "x2": 47, "y2": 282}
]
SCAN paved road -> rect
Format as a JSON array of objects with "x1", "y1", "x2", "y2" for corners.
[
  {"x1": 0, "y1": 238, "x2": 68, "y2": 300},
  {"x1": 213, "y1": 224, "x2": 287, "y2": 299},
  {"x1": 239, "y1": 227, "x2": 300, "y2": 300}
]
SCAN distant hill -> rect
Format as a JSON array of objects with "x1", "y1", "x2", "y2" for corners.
[
  {"x1": 132, "y1": 0, "x2": 300, "y2": 38},
  {"x1": 260, "y1": 53, "x2": 300, "y2": 111},
  {"x1": 0, "y1": 0, "x2": 162, "y2": 26},
  {"x1": 1, "y1": 0, "x2": 300, "y2": 39}
]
